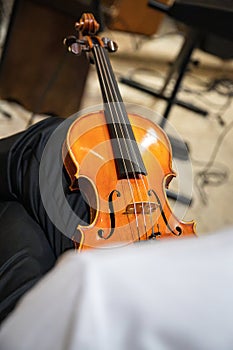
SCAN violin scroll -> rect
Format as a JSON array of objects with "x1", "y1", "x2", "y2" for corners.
[{"x1": 75, "y1": 13, "x2": 99, "y2": 36}]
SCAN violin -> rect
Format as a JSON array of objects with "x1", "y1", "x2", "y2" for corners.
[{"x1": 63, "y1": 13, "x2": 195, "y2": 251}]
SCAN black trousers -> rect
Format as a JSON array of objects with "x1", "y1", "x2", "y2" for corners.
[{"x1": 0, "y1": 117, "x2": 89, "y2": 323}]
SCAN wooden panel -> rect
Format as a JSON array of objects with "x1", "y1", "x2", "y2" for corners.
[
  {"x1": 102, "y1": 0, "x2": 169, "y2": 36},
  {"x1": 0, "y1": 0, "x2": 90, "y2": 117}
]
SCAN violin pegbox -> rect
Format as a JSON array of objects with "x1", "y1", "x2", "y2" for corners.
[{"x1": 63, "y1": 13, "x2": 118, "y2": 55}]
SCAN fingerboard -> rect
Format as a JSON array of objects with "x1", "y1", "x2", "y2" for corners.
[{"x1": 92, "y1": 44, "x2": 147, "y2": 179}]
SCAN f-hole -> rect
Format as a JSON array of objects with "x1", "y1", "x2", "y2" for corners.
[{"x1": 98, "y1": 189, "x2": 121, "y2": 239}]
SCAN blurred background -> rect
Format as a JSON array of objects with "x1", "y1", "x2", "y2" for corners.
[{"x1": 0, "y1": 0, "x2": 233, "y2": 236}]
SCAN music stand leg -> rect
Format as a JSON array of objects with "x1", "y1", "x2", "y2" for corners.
[
  {"x1": 160, "y1": 28, "x2": 204, "y2": 128},
  {"x1": 119, "y1": 28, "x2": 208, "y2": 128}
]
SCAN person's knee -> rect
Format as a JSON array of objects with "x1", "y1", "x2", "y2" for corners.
[{"x1": 0, "y1": 201, "x2": 56, "y2": 323}]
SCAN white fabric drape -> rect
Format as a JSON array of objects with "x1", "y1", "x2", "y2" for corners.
[{"x1": 1, "y1": 228, "x2": 233, "y2": 350}]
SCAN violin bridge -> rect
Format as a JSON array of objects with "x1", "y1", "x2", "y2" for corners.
[{"x1": 124, "y1": 202, "x2": 159, "y2": 215}]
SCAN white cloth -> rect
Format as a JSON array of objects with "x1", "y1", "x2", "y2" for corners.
[{"x1": 1, "y1": 228, "x2": 233, "y2": 350}]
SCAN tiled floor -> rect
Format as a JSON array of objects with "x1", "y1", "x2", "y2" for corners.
[{"x1": 1, "y1": 20, "x2": 233, "y2": 237}]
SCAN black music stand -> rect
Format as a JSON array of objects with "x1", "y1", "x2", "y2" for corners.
[
  {"x1": 120, "y1": 26, "x2": 207, "y2": 129},
  {"x1": 120, "y1": 0, "x2": 233, "y2": 129}
]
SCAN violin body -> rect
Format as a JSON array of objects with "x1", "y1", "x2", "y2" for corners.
[
  {"x1": 63, "y1": 110, "x2": 195, "y2": 250},
  {"x1": 63, "y1": 13, "x2": 195, "y2": 251}
]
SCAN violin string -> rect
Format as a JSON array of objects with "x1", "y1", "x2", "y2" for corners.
[
  {"x1": 96, "y1": 45, "x2": 154, "y2": 239},
  {"x1": 99, "y1": 48, "x2": 157, "y2": 239},
  {"x1": 100, "y1": 48, "x2": 159, "y2": 238},
  {"x1": 94, "y1": 45, "x2": 143, "y2": 240},
  {"x1": 98, "y1": 46, "x2": 156, "y2": 240},
  {"x1": 93, "y1": 45, "x2": 138, "y2": 241},
  {"x1": 98, "y1": 48, "x2": 149, "y2": 240}
]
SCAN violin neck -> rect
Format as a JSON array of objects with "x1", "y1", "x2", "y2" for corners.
[
  {"x1": 92, "y1": 45, "x2": 147, "y2": 179},
  {"x1": 92, "y1": 45, "x2": 123, "y2": 104}
]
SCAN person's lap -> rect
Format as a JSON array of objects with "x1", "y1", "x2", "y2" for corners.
[
  {"x1": 0, "y1": 200, "x2": 56, "y2": 323},
  {"x1": 0, "y1": 117, "x2": 89, "y2": 322}
]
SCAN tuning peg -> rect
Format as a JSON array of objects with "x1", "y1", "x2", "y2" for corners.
[
  {"x1": 102, "y1": 37, "x2": 118, "y2": 52},
  {"x1": 63, "y1": 36, "x2": 82, "y2": 55}
]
